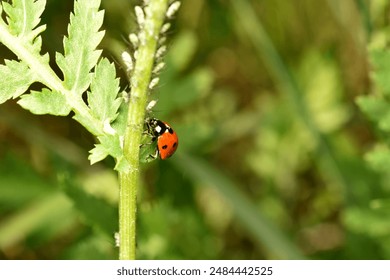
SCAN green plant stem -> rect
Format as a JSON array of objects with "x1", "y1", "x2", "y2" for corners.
[{"x1": 119, "y1": 0, "x2": 169, "y2": 260}]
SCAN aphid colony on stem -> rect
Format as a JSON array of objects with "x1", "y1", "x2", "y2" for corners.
[{"x1": 121, "y1": 1, "x2": 181, "y2": 161}]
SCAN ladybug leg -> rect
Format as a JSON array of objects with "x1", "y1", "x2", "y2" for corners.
[
  {"x1": 139, "y1": 135, "x2": 156, "y2": 148},
  {"x1": 147, "y1": 149, "x2": 159, "y2": 160},
  {"x1": 142, "y1": 128, "x2": 153, "y2": 137}
]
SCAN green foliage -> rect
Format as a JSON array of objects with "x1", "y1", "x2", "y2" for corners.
[
  {"x1": 370, "y1": 49, "x2": 390, "y2": 96},
  {"x1": 172, "y1": 154, "x2": 304, "y2": 259},
  {"x1": 0, "y1": 60, "x2": 37, "y2": 103},
  {"x1": 19, "y1": 89, "x2": 71, "y2": 115},
  {"x1": 357, "y1": 96, "x2": 388, "y2": 124},
  {"x1": 0, "y1": 0, "x2": 125, "y2": 259},
  {"x1": 2, "y1": 0, "x2": 45, "y2": 37},
  {"x1": 0, "y1": 154, "x2": 117, "y2": 259},
  {"x1": 0, "y1": 0, "x2": 127, "y2": 170},
  {"x1": 88, "y1": 58, "x2": 121, "y2": 124},
  {"x1": 87, "y1": 58, "x2": 123, "y2": 168},
  {"x1": 352, "y1": 0, "x2": 390, "y2": 260},
  {"x1": 358, "y1": 48, "x2": 390, "y2": 169},
  {"x1": 55, "y1": 0, "x2": 104, "y2": 93},
  {"x1": 365, "y1": 145, "x2": 390, "y2": 173},
  {"x1": 357, "y1": 49, "x2": 390, "y2": 132},
  {"x1": 1, "y1": 0, "x2": 47, "y2": 57},
  {"x1": 2, "y1": 0, "x2": 390, "y2": 261}
]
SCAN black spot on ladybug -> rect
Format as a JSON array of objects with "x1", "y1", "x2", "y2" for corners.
[
  {"x1": 168, "y1": 127, "x2": 174, "y2": 134},
  {"x1": 173, "y1": 142, "x2": 177, "y2": 148},
  {"x1": 162, "y1": 145, "x2": 168, "y2": 150}
]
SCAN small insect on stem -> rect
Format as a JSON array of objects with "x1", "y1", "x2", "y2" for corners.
[
  {"x1": 121, "y1": 51, "x2": 133, "y2": 73},
  {"x1": 135, "y1": 6, "x2": 145, "y2": 27},
  {"x1": 129, "y1": 33, "x2": 139, "y2": 49},
  {"x1": 166, "y1": 1, "x2": 181, "y2": 19},
  {"x1": 149, "y1": 77, "x2": 159, "y2": 89}
]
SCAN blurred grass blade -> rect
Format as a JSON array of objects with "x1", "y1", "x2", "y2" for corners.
[
  {"x1": 0, "y1": 193, "x2": 73, "y2": 250},
  {"x1": 172, "y1": 153, "x2": 304, "y2": 259}
]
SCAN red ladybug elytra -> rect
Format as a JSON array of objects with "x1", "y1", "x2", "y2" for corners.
[{"x1": 146, "y1": 118, "x2": 178, "y2": 160}]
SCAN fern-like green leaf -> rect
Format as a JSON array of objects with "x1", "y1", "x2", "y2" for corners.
[
  {"x1": 1, "y1": 0, "x2": 47, "y2": 58},
  {"x1": 2, "y1": 0, "x2": 45, "y2": 37},
  {"x1": 89, "y1": 135, "x2": 129, "y2": 172},
  {"x1": 55, "y1": 0, "x2": 104, "y2": 93},
  {"x1": 88, "y1": 58, "x2": 121, "y2": 123},
  {"x1": 89, "y1": 144, "x2": 109, "y2": 165},
  {"x1": 0, "y1": 60, "x2": 37, "y2": 104},
  {"x1": 0, "y1": 0, "x2": 48, "y2": 105},
  {"x1": 18, "y1": 89, "x2": 71, "y2": 116},
  {"x1": 114, "y1": 156, "x2": 131, "y2": 172},
  {"x1": 112, "y1": 100, "x2": 129, "y2": 136}
]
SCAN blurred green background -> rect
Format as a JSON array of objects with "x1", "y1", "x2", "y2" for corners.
[{"x1": 1, "y1": 0, "x2": 389, "y2": 259}]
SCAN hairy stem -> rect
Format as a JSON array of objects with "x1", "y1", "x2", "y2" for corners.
[{"x1": 119, "y1": 0, "x2": 169, "y2": 260}]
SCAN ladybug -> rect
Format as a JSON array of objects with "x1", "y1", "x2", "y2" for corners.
[{"x1": 146, "y1": 118, "x2": 178, "y2": 160}]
